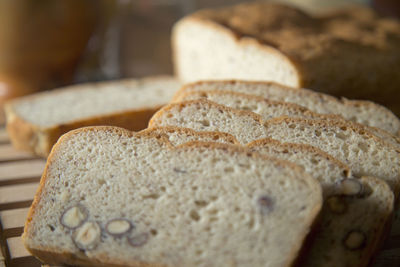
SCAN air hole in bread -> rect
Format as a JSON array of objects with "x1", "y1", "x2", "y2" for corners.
[
  {"x1": 150, "y1": 229, "x2": 158, "y2": 236},
  {"x1": 199, "y1": 119, "x2": 210, "y2": 127},
  {"x1": 190, "y1": 210, "x2": 201, "y2": 221},
  {"x1": 336, "y1": 132, "x2": 348, "y2": 140},
  {"x1": 247, "y1": 217, "x2": 255, "y2": 229},
  {"x1": 142, "y1": 193, "x2": 160, "y2": 200},
  {"x1": 224, "y1": 167, "x2": 234, "y2": 173},
  {"x1": 357, "y1": 142, "x2": 369, "y2": 152},
  {"x1": 208, "y1": 209, "x2": 219, "y2": 215},
  {"x1": 194, "y1": 200, "x2": 209, "y2": 207}
]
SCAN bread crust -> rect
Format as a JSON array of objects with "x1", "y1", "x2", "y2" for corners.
[
  {"x1": 143, "y1": 126, "x2": 240, "y2": 145},
  {"x1": 23, "y1": 126, "x2": 322, "y2": 267}
]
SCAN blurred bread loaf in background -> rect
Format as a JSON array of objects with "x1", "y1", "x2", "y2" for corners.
[{"x1": 173, "y1": 1, "x2": 400, "y2": 115}]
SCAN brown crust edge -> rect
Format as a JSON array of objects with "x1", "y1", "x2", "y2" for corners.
[{"x1": 143, "y1": 125, "x2": 240, "y2": 145}]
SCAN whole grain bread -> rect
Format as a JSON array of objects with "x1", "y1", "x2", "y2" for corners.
[
  {"x1": 173, "y1": 80, "x2": 400, "y2": 136},
  {"x1": 172, "y1": 2, "x2": 400, "y2": 114},
  {"x1": 23, "y1": 126, "x2": 322, "y2": 267},
  {"x1": 4, "y1": 76, "x2": 180, "y2": 157},
  {"x1": 175, "y1": 89, "x2": 400, "y2": 147},
  {"x1": 149, "y1": 99, "x2": 400, "y2": 197}
]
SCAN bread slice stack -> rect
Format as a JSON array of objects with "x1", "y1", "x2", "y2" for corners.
[
  {"x1": 19, "y1": 83, "x2": 399, "y2": 266},
  {"x1": 23, "y1": 126, "x2": 322, "y2": 267},
  {"x1": 16, "y1": 2, "x2": 400, "y2": 266},
  {"x1": 4, "y1": 76, "x2": 180, "y2": 157},
  {"x1": 148, "y1": 79, "x2": 400, "y2": 266}
]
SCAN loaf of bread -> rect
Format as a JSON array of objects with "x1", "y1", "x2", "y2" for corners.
[
  {"x1": 172, "y1": 2, "x2": 400, "y2": 114},
  {"x1": 149, "y1": 99, "x2": 400, "y2": 198},
  {"x1": 175, "y1": 90, "x2": 400, "y2": 147},
  {"x1": 23, "y1": 126, "x2": 322, "y2": 267},
  {"x1": 4, "y1": 76, "x2": 180, "y2": 157},
  {"x1": 173, "y1": 80, "x2": 400, "y2": 136}
]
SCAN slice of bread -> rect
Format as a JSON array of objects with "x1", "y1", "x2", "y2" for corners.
[
  {"x1": 143, "y1": 126, "x2": 239, "y2": 146},
  {"x1": 149, "y1": 99, "x2": 400, "y2": 197},
  {"x1": 247, "y1": 139, "x2": 394, "y2": 267},
  {"x1": 175, "y1": 89, "x2": 400, "y2": 147},
  {"x1": 23, "y1": 126, "x2": 322, "y2": 267},
  {"x1": 173, "y1": 80, "x2": 400, "y2": 136},
  {"x1": 172, "y1": 2, "x2": 400, "y2": 114},
  {"x1": 144, "y1": 126, "x2": 394, "y2": 267},
  {"x1": 149, "y1": 99, "x2": 267, "y2": 144},
  {"x1": 4, "y1": 76, "x2": 180, "y2": 157}
]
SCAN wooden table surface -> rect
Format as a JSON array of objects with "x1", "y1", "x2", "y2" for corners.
[{"x1": 0, "y1": 125, "x2": 400, "y2": 267}]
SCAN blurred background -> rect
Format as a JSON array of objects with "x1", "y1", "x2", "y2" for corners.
[{"x1": 0, "y1": 0, "x2": 399, "y2": 122}]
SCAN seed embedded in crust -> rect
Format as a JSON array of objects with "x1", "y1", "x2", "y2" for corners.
[
  {"x1": 257, "y1": 195, "x2": 274, "y2": 215},
  {"x1": 72, "y1": 221, "x2": 101, "y2": 250},
  {"x1": 326, "y1": 196, "x2": 347, "y2": 214},
  {"x1": 343, "y1": 230, "x2": 366, "y2": 250},
  {"x1": 106, "y1": 218, "x2": 133, "y2": 237},
  {"x1": 128, "y1": 233, "x2": 149, "y2": 247},
  {"x1": 60, "y1": 205, "x2": 88, "y2": 229},
  {"x1": 338, "y1": 179, "x2": 364, "y2": 197}
]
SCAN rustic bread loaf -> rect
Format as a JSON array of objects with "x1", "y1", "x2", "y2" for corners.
[
  {"x1": 23, "y1": 126, "x2": 322, "y2": 267},
  {"x1": 247, "y1": 139, "x2": 394, "y2": 267},
  {"x1": 172, "y1": 2, "x2": 400, "y2": 114},
  {"x1": 143, "y1": 126, "x2": 239, "y2": 146},
  {"x1": 149, "y1": 99, "x2": 400, "y2": 197},
  {"x1": 5, "y1": 76, "x2": 180, "y2": 157},
  {"x1": 173, "y1": 80, "x2": 400, "y2": 136},
  {"x1": 175, "y1": 90, "x2": 400, "y2": 147}
]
